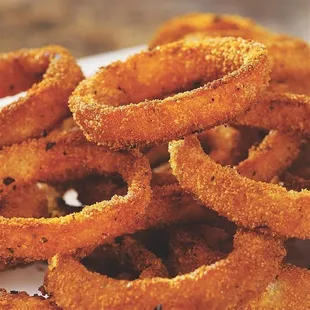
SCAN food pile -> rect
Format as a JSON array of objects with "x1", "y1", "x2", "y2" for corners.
[{"x1": 0, "y1": 13, "x2": 309, "y2": 310}]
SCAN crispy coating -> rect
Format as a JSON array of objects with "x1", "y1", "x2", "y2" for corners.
[
  {"x1": 199, "y1": 125, "x2": 243, "y2": 166},
  {"x1": 0, "y1": 46, "x2": 84, "y2": 148},
  {"x1": 168, "y1": 228, "x2": 225, "y2": 276},
  {"x1": 45, "y1": 231, "x2": 284, "y2": 310},
  {"x1": 169, "y1": 136, "x2": 310, "y2": 238},
  {"x1": 236, "y1": 130, "x2": 302, "y2": 182},
  {"x1": 0, "y1": 289, "x2": 59, "y2": 310},
  {"x1": 236, "y1": 93, "x2": 310, "y2": 136},
  {"x1": 150, "y1": 13, "x2": 310, "y2": 95},
  {"x1": 0, "y1": 184, "x2": 48, "y2": 219},
  {"x1": 150, "y1": 13, "x2": 273, "y2": 48},
  {"x1": 69, "y1": 37, "x2": 269, "y2": 149},
  {"x1": 83, "y1": 236, "x2": 168, "y2": 280},
  {"x1": 0, "y1": 130, "x2": 151, "y2": 262},
  {"x1": 244, "y1": 265, "x2": 310, "y2": 310}
]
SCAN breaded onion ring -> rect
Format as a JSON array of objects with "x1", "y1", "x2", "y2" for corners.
[
  {"x1": 150, "y1": 13, "x2": 273, "y2": 48},
  {"x1": 0, "y1": 184, "x2": 48, "y2": 219},
  {"x1": 0, "y1": 46, "x2": 84, "y2": 147},
  {"x1": 169, "y1": 136, "x2": 310, "y2": 238},
  {"x1": 69, "y1": 37, "x2": 269, "y2": 149},
  {"x1": 168, "y1": 228, "x2": 225, "y2": 276},
  {"x1": 0, "y1": 131, "x2": 151, "y2": 262},
  {"x1": 44, "y1": 230, "x2": 284, "y2": 309},
  {"x1": 235, "y1": 93, "x2": 310, "y2": 136},
  {"x1": 244, "y1": 265, "x2": 310, "y2": 310},
  {"x1": 83, "y1": 236, "x2": 168, "y2": 280},
  {"x1": 150, "y1": 13, "x2": 310, "y2": 95},
  {"x1": 0, "y1": 289, "x2": 59, "y2": 309},
  {"x1": 199, "y1": 125, "x2": 243, "y2": 166},
  {"x1": 236, "y1": 130, "x2": 302, "y2": 182}
]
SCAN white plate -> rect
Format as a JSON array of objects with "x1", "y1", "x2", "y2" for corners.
[{"x1": 0, "y1": 45, "x2": 145, "y2": 296}]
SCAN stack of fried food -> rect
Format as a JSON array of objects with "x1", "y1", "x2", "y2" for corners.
[{"x1": 0, "y1": 13, "x2": 309, "y2": 310}]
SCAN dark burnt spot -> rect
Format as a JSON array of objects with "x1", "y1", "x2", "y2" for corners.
[
  {"x1": 13, "y1": 185, "x2": 16, "y2": 191},
  {"x1": 46, "y1": 142, "x2": 56, "y2": 151},
  {"x1": 63, "y1": 151, "x2": 67, "y2": 156},
  {"x1": 42, "y1": 129, "x2": 48, "y2": 137},
  {"x1": 9, "y1": 84, "x2": 15, "y2": 91},
  {"x1": 211, "y1": 98, "x2": 215, "y2": 102},
  {"x1": 3, "y1": 177, "x2": 15, "y2": 186},
  {"x1": 10, "y1": 290, "x2": 19, "y2": 294},
  {"x1": 41, "y1": 237, "x2": 48, "y2": 243},
  {"x1": 211, "y1": 176, "x2": 215, "y2": 181},
  {"x1": 252, "y1": 171, "x2": 256, "y2": 176},
  {"x1": 154, "y1": 304, "x2": 163, "y2": 310},
  {"x1": 7, "y1": 248, "x2": 14, "y2": 254},
  {"x1": 269, "y1": 105, "x2": 274, "y2": 111}
]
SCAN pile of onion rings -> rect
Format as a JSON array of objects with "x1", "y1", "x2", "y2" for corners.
[{"x1": 0, "y1": 12, "x2": 309, "y2": 310}]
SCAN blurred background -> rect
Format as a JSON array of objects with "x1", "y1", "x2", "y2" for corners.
[{"x1": 0, "y1": 0, "x2": 309, "y2": 57}]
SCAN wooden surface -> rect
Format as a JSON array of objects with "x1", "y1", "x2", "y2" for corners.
[{"x1": 0, "y1": 0, "x2": 309, "y2": 57}]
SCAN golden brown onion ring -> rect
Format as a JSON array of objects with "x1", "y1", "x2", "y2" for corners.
[
  {"x1": 0, "y1": 130, "x2": 151, "y2": 262},
  {"x1": 199, "y1": 125, "x2": 243, "y2": 166},
  {"x1": 150, "y1": 13, "x2": 272, "y2": 48},
  {"x1": 244, "y1": 265, "x2": 310, "y2": 310},
  {"x1": 150, "y1": 13, "x2": 310, "y2": 95},
  {"x1": 44, "y1": 230, "x2": 284, "y2": 309},
  {"x1": 83, "y1": 236, "x2": 168, "y2": 280},
  {"x1": 169, "y1": 136, "x2": 310, "y2": 238},
  {"x1": 236, "y1": 93, "x2": 310, "y2": 136},
  {"x1": 0, "y1": 46, "x2": 83, "y2": 147},
  {"x1": 0, "y1": 289, "x2": 59, "y2": 309},
  {"x1": 69, "y1": 37, "x2": 269, "y2": 149},
  {"x1": 168, "y1": 227, "x2": 225, "y2": 276},
  {"x1": 0, "y1": 184, "x2": 48, "y2": 219},
  {"x1": 236, "y1": 130, "x2": 302, "y2": 182}
]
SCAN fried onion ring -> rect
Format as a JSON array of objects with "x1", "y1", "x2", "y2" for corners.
[
  {"x1": 235, "y1": 93, "x2": 310, "y2": 136},
  {"x1": 45, "y1": 230, "x2": 284, "y2": 309},
  {"x1": 169, "y1": 136, "x2": 310, "y2": 238},
  {"x1": 0, "y1": 46, "x2": 83, "y2": 147},
  {"x1": 150, "y1": 13, "x2": 310, "y2": 95},
  {"x1": 168, "y1": 227, "x2": 225, "y2": 276},
  {"x1": 236, "y1": 130, "x2": 302, "y2": 182},
  {"x1": 0, "y1": 289, "x2": 59, "y2": 309},
  {"x1": 0, "y1": 131, "x2": 151, "y2": 262},
  {"x1": 244, "y1": 265, "x2": 310, "y2": 310},
  {"x1": 69, "y1": 37, "x2": 269, "y2": 149}
]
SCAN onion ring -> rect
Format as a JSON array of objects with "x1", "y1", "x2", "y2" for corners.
[
  {"x1": 169, "y1": 136, "x2": 310, "y2": 238},
  {"x1": 235, "y1": 93, "x2": 310, "y2": 136},
  {"x1": 69, "y1": 37, "x2": 269, "y2": 149},
  {"x1": 0, "y1": 184, "x2": 48, "y2": 219},
  {"x1": 0, "y1": 46, "x2": 84, "y2": 147},
  {"x1": 244, "y1": 265, "x2": 310, "y2": 310},
  {"x1": 168, "y1": 227, "x2": 225, "y2": 276},
  {"x1": 44, "y1": 230, "x2": 284, "y2": 309},
  {"x1": 0, "y1": 130, "x2": 151, "y2": 262},
  {"x1": 236, "y1": 130, "x2": 302, "y2": 182},
  {"x1": 82, "y1": 236, "x2": 168, "y2": 280},
  {"x1": 150, "y1": 13, "x2": 310, "y2": 95},
  {"x1": 0, "y1": 289, "x2": 58, "y2": 309}
]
